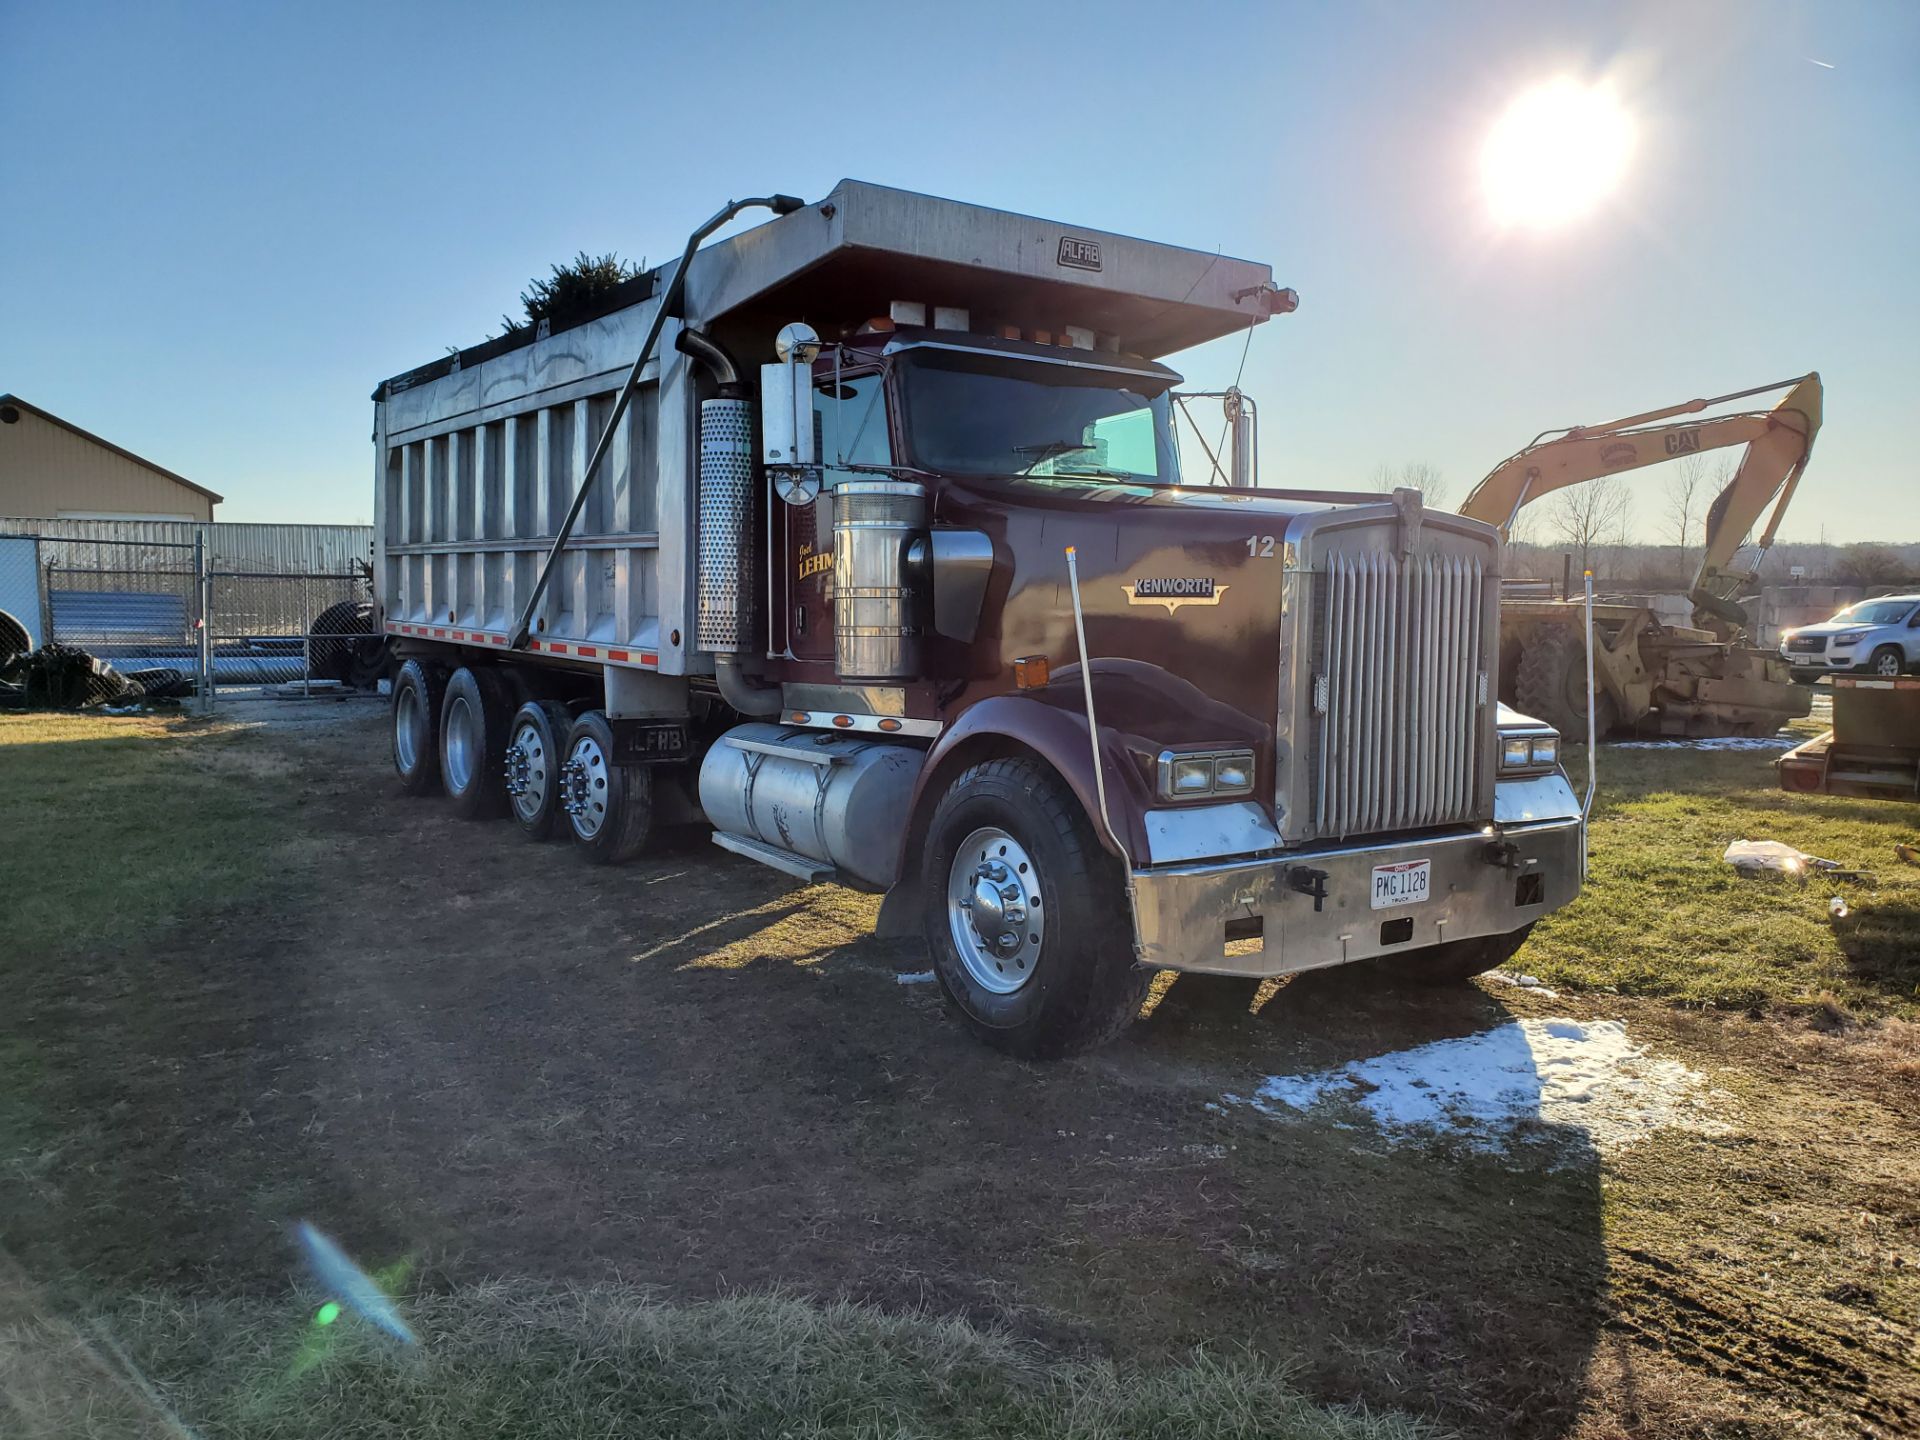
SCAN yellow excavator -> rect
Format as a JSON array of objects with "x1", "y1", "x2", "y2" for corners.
[{"x1": 1457, "y1": 373, "x2": 1822, "y2": 738}]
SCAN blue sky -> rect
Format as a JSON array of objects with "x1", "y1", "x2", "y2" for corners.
[{"x1": 4, "y1": 1, "x2": 1915, "y2": 538}]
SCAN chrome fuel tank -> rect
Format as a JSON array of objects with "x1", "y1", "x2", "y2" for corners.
[{"x1": 698, "y1": 723, "x2": 926, "y2": 887}]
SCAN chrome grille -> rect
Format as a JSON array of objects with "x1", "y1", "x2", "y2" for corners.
[{"x1": 1314, "y1": 550, "x2": 1487, "y2": 838}]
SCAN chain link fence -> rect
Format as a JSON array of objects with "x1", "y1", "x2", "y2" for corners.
[
  {"x1": 0, "y1": 531, "x2": 386, "y2": 710},
  {"x1": 208, "y1": 570, "x2": 379, "y2": 690}
]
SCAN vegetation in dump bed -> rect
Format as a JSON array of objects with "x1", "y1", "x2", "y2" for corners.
[
  {"x1": 1525, "y1": 740, "x2": 1920, "y2": 1019},
  {"x1": 498, "y1": 250, "x2": 643, "y2": 338},
  {"x1": 4, "y1": 1283, "x2": 1427, "y2": 1440}
]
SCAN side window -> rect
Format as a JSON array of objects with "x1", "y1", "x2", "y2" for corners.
[
  {"x1": 1082, "y1": 407, "x2": 1159, "y2": 477},
  {"x1": 813, "y1": 373, "x2": 891, "y2": 488}
]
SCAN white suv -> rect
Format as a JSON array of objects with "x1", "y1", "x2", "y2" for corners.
[{"x1": 1781, "y1": 594, "x2": 1920, "y2": 680}]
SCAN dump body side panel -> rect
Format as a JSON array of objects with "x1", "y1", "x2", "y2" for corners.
[{"x1": 375, "y1": 300, "x2": 690, "y2": 673}]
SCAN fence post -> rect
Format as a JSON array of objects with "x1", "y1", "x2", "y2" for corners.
[
  {"x1": 36, "y1": 543, "x2": 52, "y2": 649},
  {"x1": 196, "y1": 532, "x2": 213, "y2": 714},
  {"x1": 302, "y1": 573, "x2": 312, "y2": 699}
]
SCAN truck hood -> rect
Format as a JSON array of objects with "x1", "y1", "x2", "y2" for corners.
[
  {"x1": 1789, "y1": 622, "x2": 1879, "y2": 639},
  {"x1": 935, "y1": 477, "x2": 1503, "y2": 840}
]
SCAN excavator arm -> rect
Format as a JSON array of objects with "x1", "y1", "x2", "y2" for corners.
[{"x1": 1456, "y1": 373, "x2": 1822, "y2": 636}]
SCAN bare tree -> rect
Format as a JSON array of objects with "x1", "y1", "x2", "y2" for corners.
[
  {"x1": 1834, "y1": 543, "x2": 1906, "y2": 587},
  {"x1": 1548, "y1": 474, "x2": 1632, "y2": 581},
  {"x1": 1664, "y1": 454, "x2": 1708, "y2": 582},
  {"x1": 1370, "y1": 461, "x2": 1449, "y2": 508}
]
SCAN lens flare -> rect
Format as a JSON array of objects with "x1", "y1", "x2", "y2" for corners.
[{"x1": 1482, "y1": 78, "x2": 1634, "y2": 230}]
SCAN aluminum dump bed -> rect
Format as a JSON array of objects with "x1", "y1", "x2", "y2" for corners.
[{"x1": 373, "y1": 179, "x2": 1276, "y2": 676}]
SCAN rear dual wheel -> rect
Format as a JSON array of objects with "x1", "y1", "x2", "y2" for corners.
[
  {"x1": 392, "y1": 659, "x2": 448, "y2": 795},
  {"x1": 505, "y1": 699, "x2": 574, "y2": 841},
  {"x1": 559, "y1": 710, "x2": 653, "y2": 864},
  {"x1": 440, "y1": 667, "x2": 513, "y2": 819}
]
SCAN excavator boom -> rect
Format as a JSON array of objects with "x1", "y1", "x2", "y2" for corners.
[
  {"x1": 1459, "y1": 373, "x2": 1822, "y2": 741},
  {"x1": 1457, "y1": 373, "x2": 1822, "y2": 634}
]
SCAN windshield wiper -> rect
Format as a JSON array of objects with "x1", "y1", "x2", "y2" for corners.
[{"x1": 1013, "y1": 439, "x2": 1095, "y2": 476}]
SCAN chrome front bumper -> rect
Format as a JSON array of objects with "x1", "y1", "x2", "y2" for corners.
[{"x1": 1130, "y1": 807, "x2": 1583, "y2": 979}]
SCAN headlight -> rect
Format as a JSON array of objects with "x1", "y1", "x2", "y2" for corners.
[
  {"x1": 1213, "y1": 754, "x2": 1253, "y2": 791},
  {"x1": 1156, "y1": 748, "x2": 1255, "y2": 800},
  {"x1": 1498, "y1": 728, "x2": 1559, "y2": 776},
  {"x1": 1171, "y1": 757, "x2": 1213, "y2": 794}
]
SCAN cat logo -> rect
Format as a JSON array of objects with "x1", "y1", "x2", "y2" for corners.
[{"x1": 1121, "y1": 577, "x2": 1228, "y2": 614}]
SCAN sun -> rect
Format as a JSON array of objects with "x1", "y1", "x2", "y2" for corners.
[{"x1": 1481, "y1": 78, "x2": 1634, "y2": 230}]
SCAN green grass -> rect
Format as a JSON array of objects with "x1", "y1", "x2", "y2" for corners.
[
  {"x1": 1526, "y1": 744, "x2": 1920, "y2": 1018},
  {"x1": 3, "y1": 1282, "x2": 1431, "y2": 1440},
  {"x1": 0, "y1": 713, "x2": 308, "y2": 958}
]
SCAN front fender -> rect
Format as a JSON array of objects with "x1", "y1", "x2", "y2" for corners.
[
  {"x1": 910, "y1": 693, "x2": 1152, "y2": 863},
  {"x1": 876, "y1": 694, "x2": 1153, "y2": 939}
]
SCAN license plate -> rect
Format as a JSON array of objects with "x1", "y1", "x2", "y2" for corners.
[
  {"x1": 1370, "y1": 859, "x2": 1430, "y2": 909},
  {"x1": 611, "y1": 720, "x2": 690, "y2": 764}
]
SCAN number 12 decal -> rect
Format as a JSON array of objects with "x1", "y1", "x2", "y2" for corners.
[{"x1": 1245, "y1": 534, "x2": 1277, "y2": 557}]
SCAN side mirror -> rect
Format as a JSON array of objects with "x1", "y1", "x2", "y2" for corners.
[{"x1": 761, "y1": 322, "x2": 821, "y2": 505}]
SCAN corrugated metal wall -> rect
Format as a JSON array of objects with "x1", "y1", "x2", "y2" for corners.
[
  {"x1": 0, "y1": 406, "x2": 215, "y2": 521},
  {"x1": 0, "y1": 518, "x2": 373, "y2": 574}
]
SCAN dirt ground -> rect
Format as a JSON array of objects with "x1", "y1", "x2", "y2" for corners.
[{"x1": 5, "y1": 700, "x2": 1917, "y2": 1438}]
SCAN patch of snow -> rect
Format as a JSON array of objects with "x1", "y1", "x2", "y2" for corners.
[
  {"x1": 1484, "y1": 970, "x2": 1560, "y2": 998},
  {"x1": 1233, "y1": 1018, "x2": 1725, "y2": 1159},
  {"x1": 894, "y1": 970, "x2": 936, "y2": 986},
  {"x1": 1610, "y1": 736, "x2": 1787, "y2": 751}
]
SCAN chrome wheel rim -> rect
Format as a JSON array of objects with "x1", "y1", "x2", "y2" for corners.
[
  {"x1": 1875, "y1": 651, "x2": 1902, "y2": 676},
  {"x1": 564, "y1": 733, "x2": 611, "y2": 840},
  {"x1": 508, "y1": 719, "x2": 551, "y2": 824},
  {"x1": 946, "y1": 826, "x2": 1044, "y2": 995},
  {"x1": 444, "y1": 694, "x2": 478, "y2": 793},
  {"x1": 395, "y1": 685, "x2": 423, "y2": 771}
]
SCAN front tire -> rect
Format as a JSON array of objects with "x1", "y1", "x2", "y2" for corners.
[
  {"x1": 920, "y1": 757, "x2": 1147, "y2": 1059},
  {"x1": 561, "y1": 711, "x2": 653, "y2": 864},
  {"x1": 391, "y1": 659, "x2": 447, "y2": 796},
  {"x1": 1866, "y1": 645, "x2": 1906, "y2": 678},
  {"x1": 1365, "y1": 923, "x2": 1535, "y2": 984}
]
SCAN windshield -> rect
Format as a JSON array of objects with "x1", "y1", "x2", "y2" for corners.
[
  {"x1": 1835, "y1": 599, "x2": 1916, "y2": 625},
  {"x1": 898, "y1": 351, "x2": 1181, "y2": 484}
]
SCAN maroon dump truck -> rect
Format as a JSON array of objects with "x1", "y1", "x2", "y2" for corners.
[{"x1": 373, "y1": 181, "x2": 1586, "y2": 1056}]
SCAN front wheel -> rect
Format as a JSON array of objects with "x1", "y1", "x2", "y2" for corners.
[
  {"x1": 1866, "y1": 646, "x2": 1906, "y2": 678},
  {"x1": 1364, "y1": 923, "x2": 1536, "y2": 985},
  {"x1": 920, "y1": 757, "x2": 1147, "y2": 1059}
]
